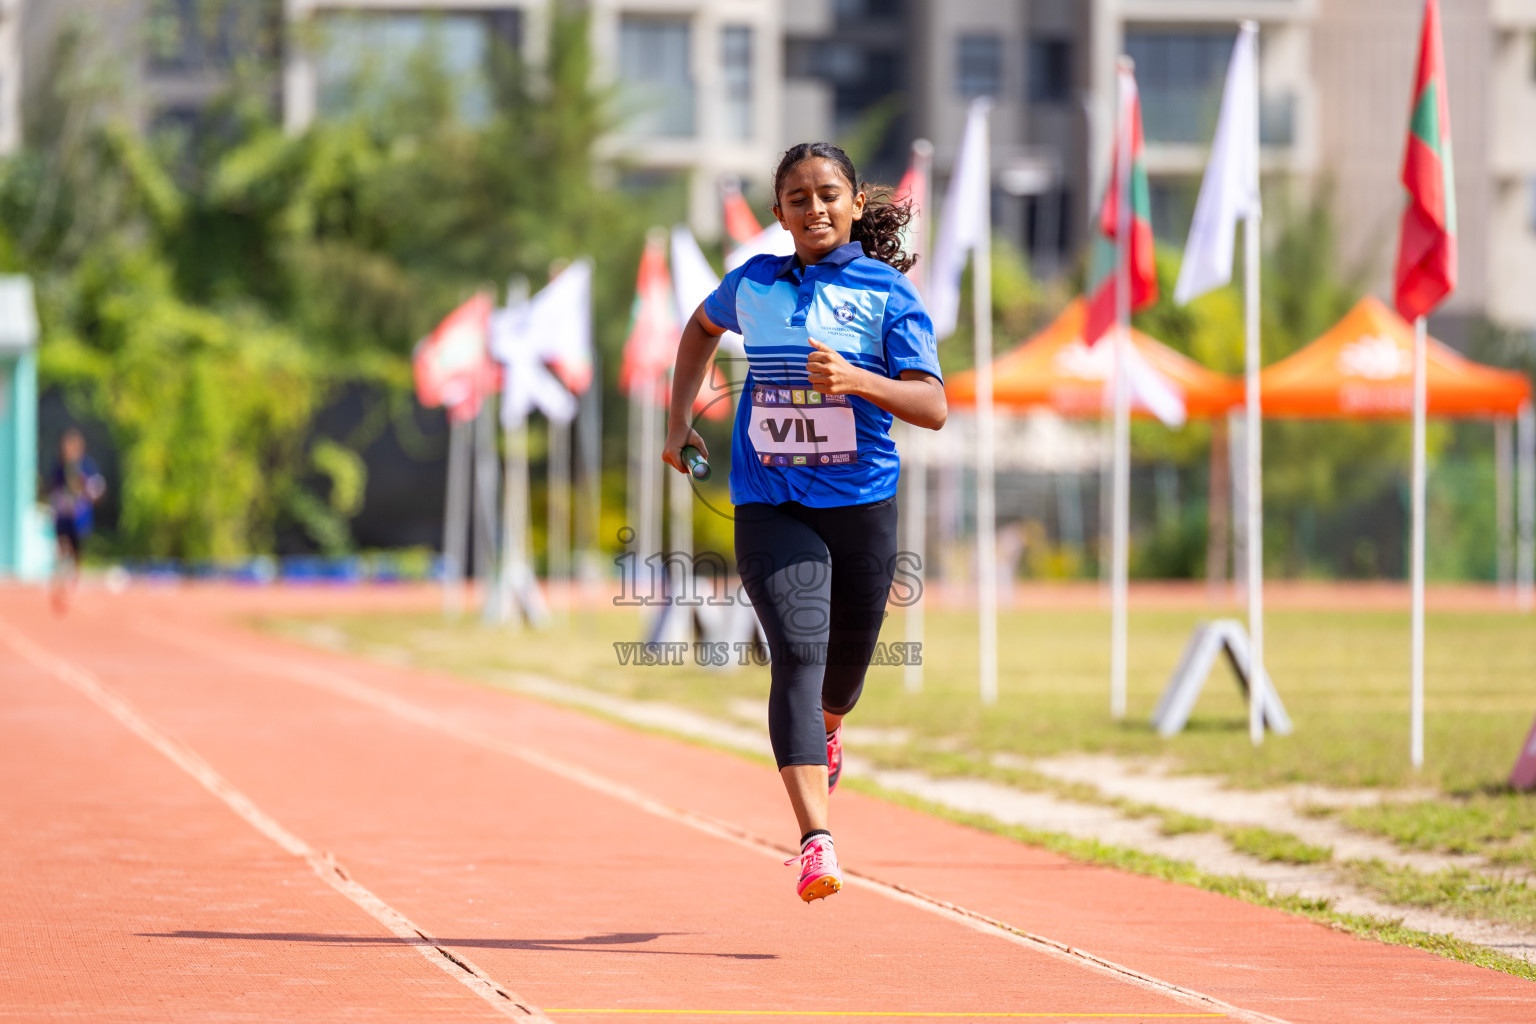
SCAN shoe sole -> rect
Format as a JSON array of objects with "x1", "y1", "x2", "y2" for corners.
[{"x1": 798, "y1": 875, "x2": 842, "y2": 902}]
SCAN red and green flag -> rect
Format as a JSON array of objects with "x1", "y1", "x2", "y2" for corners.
[
  {"x1": 1395, "y1": 0, "x2": 1456, "y2": 321},
  {"x1": 1084, "y1": 66, "x2": 1157, "y2": 346}
]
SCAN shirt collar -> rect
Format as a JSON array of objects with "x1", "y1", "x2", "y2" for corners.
[{"x1": 774, "y1": 240, "x2": 866, "y2": 279}]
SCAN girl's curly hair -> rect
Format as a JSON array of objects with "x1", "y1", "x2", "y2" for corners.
[{"x1": 772, "y1": 142, "x2": 916, "y2": 274}]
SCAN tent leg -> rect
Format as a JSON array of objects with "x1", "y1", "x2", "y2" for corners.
[
  {"x1": 1519, "y1": 402, "x2": 1535, "y2": 613},
  {"x1": 1228, "y1": 408, "x2": 1247, "y2": 599},
  {"x1": 1206, "y1": 414, "x2": 1230, "y2": 595}
]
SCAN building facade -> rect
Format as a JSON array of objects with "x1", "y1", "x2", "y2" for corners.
[
  {"x1": 885, "y1": 0, "x2": 1536, "y2": 332},
  {"x1": 282, "y1": 0, "x2": 784, "y2": 239},
  {"x1": 11, "y1": 0, "x2": 1536, "y2": 329},
  {"x1": 0, "y1": 0, "x2": 21, "y2": 155}
]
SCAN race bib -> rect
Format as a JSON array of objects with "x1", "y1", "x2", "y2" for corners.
[{"x1": 748, "y1": 387, "x2": 858, "y2": 467}]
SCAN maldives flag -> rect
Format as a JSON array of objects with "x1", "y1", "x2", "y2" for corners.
[
  {"x1": 413, "y1": 292, "x2": 500, "y2": 423},
  {"x1": 1083, "y1": 65, "x2": 1157, "y2": 346},
  {"x1": 619, "y1": 232, "x2": 679, "y2": 403},
  {"x1": 1394, "y1": 0, "x2": 1456, "y2": 321},
  {"x1": 618, "y1": 230, "x2": 729, "y2": 420}
]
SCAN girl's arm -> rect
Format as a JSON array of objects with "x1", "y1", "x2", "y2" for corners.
[
  {"x1": 805, "y1": 338, "x2": 947, "y2": 430},
  {"x1": 662, "y1": 304, "x2": 726, "y2": 473}
]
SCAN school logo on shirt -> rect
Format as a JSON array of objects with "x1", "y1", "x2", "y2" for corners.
[{"x1": 833, "y1": 302, "x2": 857, "y2": 325}]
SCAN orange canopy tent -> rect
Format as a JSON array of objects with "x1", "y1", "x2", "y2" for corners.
[
  {"x1": 1262, "y1": 295, "x2": 1533, "y2": 605},
  {"x1": 1260, "y1": 296, "x2": 1531, "y2": 418},
  {"x1": 946, "y1": 299, "x2": 1242, "y2": 419}
]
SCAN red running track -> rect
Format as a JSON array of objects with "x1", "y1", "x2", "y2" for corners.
[{"x1": 0, "y1": 585, "x2": 1529, "y2": 1023}]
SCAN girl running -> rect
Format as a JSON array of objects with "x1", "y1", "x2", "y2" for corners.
[{"x1": 663, "y1": 143, "x2": 946, "y2": 902}]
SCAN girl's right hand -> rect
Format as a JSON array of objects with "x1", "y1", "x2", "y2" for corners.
[{"x1": 662, "y1": 425, "x2": 708, "y2": 475}]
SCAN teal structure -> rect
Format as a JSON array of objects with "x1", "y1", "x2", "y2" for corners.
[{"x1": 0, "y1": 276, "x2": 41, "y2": 580}]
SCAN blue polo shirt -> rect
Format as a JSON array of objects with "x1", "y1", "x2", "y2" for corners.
[{"x1": 703, "y1": 241, "x2": 941, "y2": 508}]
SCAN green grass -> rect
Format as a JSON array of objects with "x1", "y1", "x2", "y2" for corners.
[
  {"x1": 1156, "y1": 810, "x2": 1216, "y2": 836},
  {"x1": 271, "y1": 603, "x2": 1536, "y2": 795},
  {"x1": 1343, "y1": 859, "x2": 1536, "y2": 931},
  {"x1": 1344, "y1": 793, "x2": 1536, "y2": 868},
  {"x1": 853, "y1": 779, "x2": 1536, "y2": 983},
  {"x1": 1223, "y1": 826, "x2": 1333, "y2": 864},
  {"x1": 263, "y1": 602, "x2": 1536, "y2": 975}
]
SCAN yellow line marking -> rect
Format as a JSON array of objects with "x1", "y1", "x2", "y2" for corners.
[{"x1": 543, "y1": 1012, "x2": 1225, "y2": 1019}]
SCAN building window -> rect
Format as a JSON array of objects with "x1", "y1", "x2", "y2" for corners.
[
  {"x1": 1125, "y1": 28, "x2": 1235, "y2": 145},
  {"x1": 316, "y1": 11, "x2": 518, "y2": 124},
  {"x1": 956, "y1": 34, "x2": 1002, "y2": 99},
  {"x1": 721, "y1": 25, "x2": 753, "y2": 142},
  {"x1": 1027, "y1": 37, "x2": 1072, "y2": 104},
  {"x1": 1148, "y1": 176, "x2": 1199, "y2": 244},
  {"x1": 145, "y1": 0, "x2": 279, "y2": 73},
  {"x1": 620, "y1": 17, "x2": 696, "y2": 138},
  {"x1": 1260, "y1": 92, "x2": 1295, "y2": 147}
]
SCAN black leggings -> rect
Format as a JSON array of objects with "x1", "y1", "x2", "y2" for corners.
[{"x1": 735, "y1": 498, "x2": 898, "y2": 769}]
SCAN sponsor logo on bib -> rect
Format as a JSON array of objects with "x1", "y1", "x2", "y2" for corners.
[{"x1": 749, "y1": 387, "x2": 858, "y2": 467}]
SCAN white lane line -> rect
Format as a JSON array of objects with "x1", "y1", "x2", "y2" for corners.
[
  {"x1": 141, "y1": 621, "x2": 1290, "y2": 1024},
  {"x1": 0, "y1": 619, "x2": 551, "y2": 1023}
]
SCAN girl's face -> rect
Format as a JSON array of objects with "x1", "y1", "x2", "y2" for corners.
[{"x1": 773, "y1": 158, "x2": 866, "y2": 265}]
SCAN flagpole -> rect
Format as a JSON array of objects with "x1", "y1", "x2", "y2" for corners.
[
  {"x1": 474, "y1": 397, "x2": 501, "y2": 621},
  {"x1": 1244, "y1": 191, "x2": 1265, "y2": 747},
  {"x1": 906, "y1": 137, "x2": 933, "y2": 695},
  {"x1": 974, "y1": 108, "x2": 998, "y2": 706},
  {"x1": 638, "y1": 385, "x2": 660, "y2": 609},
  {"x1": 577, "y1": 349, "x2": 603, "y2": 589},
  {"x1": 443, "y1": 417, "x2": 471, "y2": 617},
  {"x1": 501, "y1": 407, "x2": 532, "y2": 630},
  {"x1": 548, "y1": 415, "x2": 571, "y2": 622},
  {"x1": 1410, "y1": 314, "x2": 1427, "y2": 768},
  {"x1": 667, "y1": 375, "x2": 693, "y2": 641},
  {"x1": 1110, "y1": 58, "x2": 1134, "y2": 720}
]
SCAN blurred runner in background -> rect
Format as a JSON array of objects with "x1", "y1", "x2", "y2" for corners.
[{"x1": 46, "y1": 428, "x2": 106, "y2": 613}]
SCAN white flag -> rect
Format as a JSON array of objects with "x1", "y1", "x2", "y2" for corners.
[
  {"x1": 928, "y1": 99, "x2": 992, "y2": 339},
  {"x1": 490, "y1": 261, "x2": 593, "y2": 426},
  {"x1": 1175, "y1": 23, "x2": 1260, "y2": 305},
  {"x1": 1120, "y1": 337, "x2": 1188, "y2": 429},
  {"x1": 669, "y1": 225, "x2": 744, "y2": 356},
  {"x1": 724, "y1": 222, "x2": 795, "y2": 272}
]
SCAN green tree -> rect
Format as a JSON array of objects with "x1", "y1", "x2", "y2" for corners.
[{"x1": 6, "y1": 10, "x2": 660, "y2": 558}]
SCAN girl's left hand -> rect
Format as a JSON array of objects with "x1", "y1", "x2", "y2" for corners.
[{"x1": 806, "y1": 337, "x2": 865, "y2": 396}]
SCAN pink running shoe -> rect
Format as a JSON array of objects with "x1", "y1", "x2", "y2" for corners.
[
  {"x1": 826, "y1": 726, "x2": 844, "y2": 794},
  {"x1": 786, "y1": 835, "x2": 842, "y2": 902}
]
